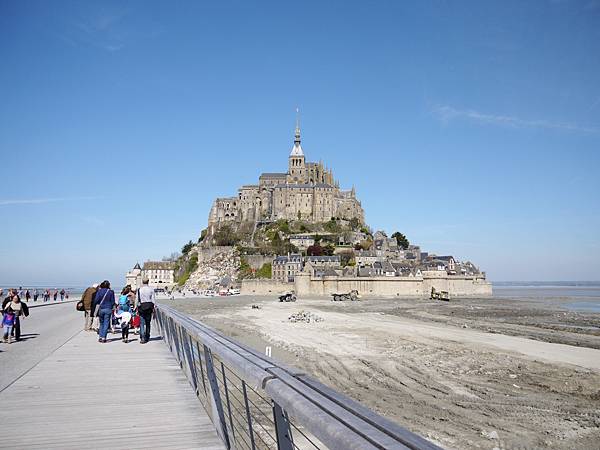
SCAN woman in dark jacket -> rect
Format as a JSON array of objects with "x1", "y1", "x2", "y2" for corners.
[{"x1": 95, "y1": 280, "x2": 115, "y2": 343}]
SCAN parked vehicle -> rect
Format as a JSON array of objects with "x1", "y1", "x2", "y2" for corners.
[
  {"x1": 279, "y1": 292, "x2": 297, "y2": 302},
  {"x1": 331, "y1": 290, "x2": 359, "y2": 301}
]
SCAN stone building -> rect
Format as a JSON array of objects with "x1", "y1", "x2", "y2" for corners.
[
  {"x1": 207, "y1": 120, "x2": 364, "y2": 231},
  {"x1": 143, "y1": 261, "x2": 176, "y2": 287},
  {"x1": 125, "y1": 263, "x2": 143, "y2": 290},
  {"x1": 272, "y1": 254, "x2": 303, "y2": 283},
  {"x1": 125, "y1": 261, "x2": 176, "y2": 289}
]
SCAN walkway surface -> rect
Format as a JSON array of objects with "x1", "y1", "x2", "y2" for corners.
[{"x1": 0, "y1": 303, "x2": 223, "y2": 449}]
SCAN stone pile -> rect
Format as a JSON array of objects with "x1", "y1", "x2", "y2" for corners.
[
  {"x1": 288, "y1": 310, "x2": 324, "y2": 323},
  {"x1": 184, "y1": 249, "x2": 241, "y2": 290}
]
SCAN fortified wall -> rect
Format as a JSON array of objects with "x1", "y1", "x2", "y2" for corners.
[{"x1": 242, "y1": 271, "x2": 492, "y2": 298}]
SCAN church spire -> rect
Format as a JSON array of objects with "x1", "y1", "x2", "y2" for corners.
[
  {"x1": 294, "y1": 107, "x2": 301, "y2": 145},
  {"x1": 290, "y1": 108, "x2": 304, "y2": 156}
]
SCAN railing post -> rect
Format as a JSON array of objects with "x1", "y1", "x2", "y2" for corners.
[
  {"x1": 184, "y1": 334, "x2": 198, "y2": 392},
  {"x1": 220, "y1": 362, "x2": 236, "y2": 445},
  {"x1": 204, "y1": 345, "x2": 231, "y2": 449},
  {"x1": 196, "y1": 342, "x2": 208, "y2": 396},
  {"x1": 242, "y1": 380, "x2": 257, "y2": 450},
  {"x1": 273, "y1": 401, "x2": 294, "y2": 450}
]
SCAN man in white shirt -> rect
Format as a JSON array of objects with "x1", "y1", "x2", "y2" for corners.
[{"x1": 137, "y1": 278, "x2": 155, "y2": 344}]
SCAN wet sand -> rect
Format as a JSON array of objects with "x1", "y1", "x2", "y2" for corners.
[{"x1": 167, "y1": 294, "x2": 600, "y2": 450}]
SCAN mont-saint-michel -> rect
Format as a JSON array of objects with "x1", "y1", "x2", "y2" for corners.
[{"x1": 150, "y1": 120, "x2": 491, "y2": 298}]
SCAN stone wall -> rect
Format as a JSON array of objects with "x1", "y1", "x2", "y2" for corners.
[
  {"x1": 241, "y1": 279, "x2": 293, "y2": 295},
  {"x1": 294, "y1": 271, "x2": 492, "y2": 298}
]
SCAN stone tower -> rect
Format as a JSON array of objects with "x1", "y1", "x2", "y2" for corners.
[{"x1": 288, "y1": 112, "x2": 306, "y2": 183}]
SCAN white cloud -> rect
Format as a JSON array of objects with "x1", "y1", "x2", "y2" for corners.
[
  {"x1": 432, "y1": 104, "x2": 599, "y2": 134},
  {"x1": 0, "y1": 196, "x2": 102, "y2": 206}
]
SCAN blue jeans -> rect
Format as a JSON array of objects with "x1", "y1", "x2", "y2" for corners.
[
  {"x1": 98, "y1": 309, "x2": 113, "y2": 339},
  {"x1": 3, "y1": 325, "x2": 13, "y2": 339}
]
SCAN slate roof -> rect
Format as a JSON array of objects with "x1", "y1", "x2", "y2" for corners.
[
  {"x1": 306, "y1": 256, "x2": 340, "y2": 263},
  {"x1": 143, "y1": 261, "x2": 175, "y2": 270},
  {"x1": 260, "y1": 173, "x2": 287, "y2": 179}
]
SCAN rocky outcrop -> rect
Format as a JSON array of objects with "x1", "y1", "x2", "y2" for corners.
[{"x1": 184, "y1": 247, "x2": 241, "y2": 289}]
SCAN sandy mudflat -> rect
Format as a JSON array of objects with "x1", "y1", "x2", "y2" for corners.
[{"x1": 169, "y1": 294, "x2": 600, "y2": 450}]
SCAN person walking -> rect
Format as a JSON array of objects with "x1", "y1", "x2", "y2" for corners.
[
  {"x1": 25, "y1": 289, "x2": 31, "y2": 302},
  {"x1": 136, "y1": 278, "x2": 155, "y2": 344},
  {"x1": 53, "y1": 290, "x2": 58, "y2": 302},
  {"x1": 95, "y1": 281, "x2": 115, "y2": 343},
  {"x1": 116, "y1": 286, "x2": 133, "y2": 343},
  {"x1": 81, "y1": 283, "x2": 98, "y2": 331},
  {"x1": 33, "y1": 289, "x2": 39, "y2": 302},
  {"x1": 59, "y1": 289, "x2": 65, "y2": 301},
  {"x1": 2, "y1": 291, "x2": 29, "y2": 341},
  {"x1": 2, "y1": 305, "x2": 16, "y2": 344}
]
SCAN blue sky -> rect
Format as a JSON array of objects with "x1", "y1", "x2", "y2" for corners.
[{"x1": 1, "y1": 0, "x2": 599, "y2": 285}]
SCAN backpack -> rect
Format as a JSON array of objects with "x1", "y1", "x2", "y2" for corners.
[{"x1": 118, "y1": 295, "x2": 130, "y2": 312}]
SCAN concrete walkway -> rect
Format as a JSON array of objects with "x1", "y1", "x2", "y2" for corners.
[{"x1": 0, "y1": 329, "x2": 224, "y2": 449}]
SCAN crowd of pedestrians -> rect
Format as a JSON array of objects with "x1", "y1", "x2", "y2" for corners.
[
  {"x1": 2, "y1": 279, "x2": 157, "y2": 346},
  {"x1": 0, "y1": 287, "x2": 69, "y2": 304},
  {"x1": 79, "y1": 278, "x2": 156, "y2": 344}
]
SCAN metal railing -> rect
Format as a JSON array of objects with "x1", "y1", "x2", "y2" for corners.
[{"x1": 154, "y1": 304, "x2": 442, "y2": 450}]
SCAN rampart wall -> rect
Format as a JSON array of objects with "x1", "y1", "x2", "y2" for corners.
[
  {"x1": 241, "y1": 279, "x2": 293, "y2": 295},
  {"x1": 243, "y1": 272, "x2": 491, "y2": 298}
]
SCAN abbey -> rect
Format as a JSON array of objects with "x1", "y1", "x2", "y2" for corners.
[{"x1": 208, "y1": 121, "x2": 365, "y2": 228}]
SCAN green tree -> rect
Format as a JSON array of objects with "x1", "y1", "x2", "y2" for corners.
[
  {"x1": 322, "y1": 244, "x2": 335, "y2": 256},
  {"x1": 176, "y1": 253, "x2": 198, "y2": 286},
  {"x1": 198, "y1": 228, "x2": 208, "y2": 243},
  {"x1": 349, "y1": 217, "x2": 360, "y2": 231},
  {"x1": 391, "y1": 231, "x2": 409, "y2": 249},
  {"x1": 181, "y1": 240, "x2": 194, "y2": 254}
]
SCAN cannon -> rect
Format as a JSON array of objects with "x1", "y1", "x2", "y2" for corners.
[{"x1": 331, "y1": 290, "x2": 359, "y2": 301}]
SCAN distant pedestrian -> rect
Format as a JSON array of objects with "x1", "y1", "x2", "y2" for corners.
[
  {"x1": 80, "y1": 283, "x2": 98, "y2": 332},
  {"x1": 60, "y1": 289, "x2": 65, "y2": 301},
  {"x1": 44, "y1": 289, "x2": 50, "y2": 302},
  {"x1": 53, "y1": 290, "x2": 58, "y2": 301},
  {"x1": 33, "y1": 289, "x2": 39, "y2": 302},
  {"x1": 136, "y1": 278, "x2": 155, "y2": 344},
  {"x1": 94, "y1": 280, "x2": 115, "y2": 343},
  {"x1": 25, "y1": 289, "x2": 31, "y2": 302},
  {"x1": 2, "y1": 291, "x2": 29, "y2": 341}
]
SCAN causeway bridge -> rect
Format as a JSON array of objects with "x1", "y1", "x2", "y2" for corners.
[{"x1": 0, "y1": 301, "x2": 441, "y2": 450}]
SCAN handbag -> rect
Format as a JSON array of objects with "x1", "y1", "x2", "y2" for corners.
[
  {"x1": 76, "y1": 300, "x2": 85, "y2": 312},
  {"x1": 138, "y1": 301, "x2": 154, "y2": 314}
]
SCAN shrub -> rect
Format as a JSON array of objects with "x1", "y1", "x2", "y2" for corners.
[{"x1": 214, "y1": 225, "x2": 238, "y2": 246}]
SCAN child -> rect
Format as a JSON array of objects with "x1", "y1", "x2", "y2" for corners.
[{"x1": 2, "y1": 306, "x2": 16, "y2": 344}]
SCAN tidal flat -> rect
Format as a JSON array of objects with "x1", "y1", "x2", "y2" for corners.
[{"x1": 168, "y1": 290, "x2": 600, "y2": 450}]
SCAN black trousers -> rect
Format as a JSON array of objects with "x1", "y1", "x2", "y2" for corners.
[
  {"x1": 121, "y1": 324, "x2": 129, "y2": 340},
  {"x1": 140, "y1": 311, "x2": 152, "y2": 342},
  {"x1": 11, "y1": 317, "x2": 21, "y2": 340}
]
